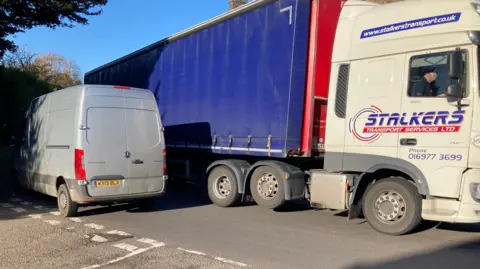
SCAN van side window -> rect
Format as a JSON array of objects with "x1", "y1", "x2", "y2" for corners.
[{"x1": 407, "y1": 51, "x2": 466, "y2": 97}]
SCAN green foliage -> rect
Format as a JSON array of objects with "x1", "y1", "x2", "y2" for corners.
[
  {"x1": 0, "y1": 0, "x2": 108, "y2": 57},
  {"x1": 0, "y1": 65, "x2": 54, "y2": 144}
]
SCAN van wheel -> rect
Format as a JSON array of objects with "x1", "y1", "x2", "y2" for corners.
[
  {"x1": 208, "y1": 166, "x2": 241, "y2": 207},
  {"x1": 57, "y1": 184, "x2": 78, "y2": 217},
  {"x1": 250, "y1": 166, "x2": 285, "y2": 210},
  {"x1": 362, "y1": 178, "x2": 422, "y2": 236}
]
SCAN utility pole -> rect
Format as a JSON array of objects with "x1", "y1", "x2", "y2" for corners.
[{"x1": 229, "y1": 0, "x2": 248, "y2": 10}]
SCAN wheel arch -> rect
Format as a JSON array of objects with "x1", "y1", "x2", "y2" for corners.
[
  {"x1": 348, "y1": 164, "x2": 428, "y2": 220},
  {"x1": 243, "y1": 160, "x2": 306, "y2": 201},
  {"x1": 206, "y1": 159, "x2": 250, "y2": 194}
]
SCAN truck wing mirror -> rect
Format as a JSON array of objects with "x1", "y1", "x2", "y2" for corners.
[
  {"x1": 448, "y1": 50, "x2": 463, "y2": 79},
  {"x1": 447, "y1": 83, "x2": 462, "y2": 98}
]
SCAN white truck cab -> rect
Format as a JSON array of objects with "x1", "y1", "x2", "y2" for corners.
[{"x1": 318, "y1": 0, "x2": 480, "y2": 234}]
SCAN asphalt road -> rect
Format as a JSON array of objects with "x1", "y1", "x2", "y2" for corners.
[{"x1": 5, "y1": 181, "x2": 480, "y2": 269}]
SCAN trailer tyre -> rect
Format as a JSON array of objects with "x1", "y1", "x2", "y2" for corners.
[
  {"x1": 57, "y1": 184, "x2": 78, "y2": 217},
  {"x1": 363, "y1": 178, "x2": 422, "y2": 236},
  {"x1": 208, "y1": 166, "x2": 241, "y2": 207},
  {"x1": 250, "y1": 166, "x2": 285, "y2": 210}
]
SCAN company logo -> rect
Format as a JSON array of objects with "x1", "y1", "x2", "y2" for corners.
[
  {"x1": 361, "y1": 12, "x2": 461, "y2": 39},
  {"x1": 349, "y1": 105, "x2": 465, "y2": 143}
]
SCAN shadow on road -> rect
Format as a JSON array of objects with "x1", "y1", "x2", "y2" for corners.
[{"x1": 345, "y1": 239, "x2": 480, "y2": 269}]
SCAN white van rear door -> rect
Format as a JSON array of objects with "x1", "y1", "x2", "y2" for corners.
[
  {"x1": 125, "y1": 107, "x2": 165, "y2": 195},
  {"x1": 84, "y1": 107, "x2": 130, "y2": 197}
]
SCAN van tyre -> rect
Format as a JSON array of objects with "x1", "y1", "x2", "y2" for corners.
[
  {"x1": 57, "y1": 184, "x2": 78, "y2": 217},
  {"x1": 362, "y1": 178, "x2": 422, "y2": 236},
  {"x1": 250, "y1": 166, "x2": 285, "y2": 210},
  {"x1": 208, "y1": 166, "x2": 241, "y2": 207}
]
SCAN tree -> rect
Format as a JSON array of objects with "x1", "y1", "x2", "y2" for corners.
[
  {"x1": 32, "y1": 53, "x2": 82, "y2": 88},
  {"x1": 0, "y1": 0, "x2": 108, "y2": 57}
]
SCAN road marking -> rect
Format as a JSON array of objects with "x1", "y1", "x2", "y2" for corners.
[
  {"x1": 20, "y1": 201, "x2": 32, "y2": 206},
  {"x1": 11, "y1": 207, "x2": 26, "y2": 213},
  {"x1": 50, "y1": 211, "x2": 61, "y2": 216},
  {"x1": 34, "y1": 205, "x2": 45, "y2": 210},
  {"x1": 44, "y1": 220, "x2": 61, "y2": 226},
  {"x1": 113, "y1": 243, "x2": 139, "y2": 252},
  {"x1": 10, "y1": 198, "x2": 22, "y2": 202},
  {"x1": 177, "y1": 247, "x2": 206, "y2": 256},
  {"x1": 84, "y1": 223, "x2": 104, "y2": 230},
  {"x1": 106, "y1": 230, "x2": 130, "y2": 236},
  {"x1": 91, "y1": 235, "x2": 108, "y2": 243},
  {"x1": 215, "y1": 257, "x2": 249, "y2": 267},
  {"x1": 0, "y1": 203, "x2": 14, "y2": 208},
  {"x1": 28, "y1": 214, "x2": 42, "y2": 219},
  {"x1": 137, "y1": 238, "x2": 164, "y2": 247},
  {"x1": 82, "y1": 241, "x2": 165, "y2": 269},
  {"x1": 69, "y1": 217, "x2": 83, "y2": 223}
]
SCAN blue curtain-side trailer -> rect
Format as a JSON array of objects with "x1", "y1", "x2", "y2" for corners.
[{"x1": 84, "y1": 0, "x2": 342, "y2": 209}]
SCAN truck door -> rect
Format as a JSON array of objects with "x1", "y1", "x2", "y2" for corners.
[{"x1": 399, "y1": 48, "x2": 472, "y2": 199}]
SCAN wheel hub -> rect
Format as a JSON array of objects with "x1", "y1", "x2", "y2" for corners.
[
  {"x1": 374, "y1": 190, "x2": 406, "y2": 223},
  {"x1": 59, "y1": 192, "x2": 67, "y2": 209},
  {"x1": 257, "y1": 173, "x2": 278, "y2": 200},
  {"x1": 213, "y1": 175, "x2": 232, "y2": 199}
]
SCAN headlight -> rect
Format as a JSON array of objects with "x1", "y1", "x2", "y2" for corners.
[{"x1": 470, "y1": 183, "x2": 480, "y2": 202}]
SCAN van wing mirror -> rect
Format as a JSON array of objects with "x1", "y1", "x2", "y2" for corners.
[
  {"x1": 447, "y1": 83, "x2": 462, "y2": 98},
  {"x1": 448, "y1": 50, "x2": 463, "y2": 79}
]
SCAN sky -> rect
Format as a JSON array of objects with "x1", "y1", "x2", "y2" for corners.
[{"x1": 11, "y1": 0, "x2": 240, "y2": 79}]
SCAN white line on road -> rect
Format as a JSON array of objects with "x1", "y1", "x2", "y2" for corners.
[
  {"x1": 176, "y1": 247, "x2": 206, "y2": 256},
  {"x1": 69, "y1": 217, "x2": 83, "y2": 223},
  {"x1": 34, "y1": 205, "x2": 45, "y2": 210},
  {"x1": 10, "y1": 198, "x2": 22, "y2": 202},
  {"x1": 113, "y1": 243, "x2": 138, "y2": 252},
  {"x1": 91, "y1": 235, "x2": 108, "y2": 243},
  {"x1": 20, "y1": 201, "x2": 32, "y2": 206},
  {"x1": 11, "y1": 207, "x2": 26, "y2": 213},
  {"x1": 44, "y1": 220, "x2": 61, "y2": 226},
  {"x1": 50, "y1": 211, "x2": 61, "y2": 216},
  {"x1": 106, "y1": 230, "x2": 130, "y2": 236},
  {"x1": 137, "y1": 238, "x2": 163, "y2": 247},
  {"x1": 215, "y1": 257, "x2": 249, "y2": 267},
  {"x1": 84, "y1": 223, "x2": 104, "y2": 230},
  {"x1": 0, "y1": 203, "x2": 14, "y2": 208},
  {"x1": 82, "y1": 241, "x2": 165, "y2": 269},
  {"x1": 28, "y1": 214, "x2": 42, "y2": 219}
]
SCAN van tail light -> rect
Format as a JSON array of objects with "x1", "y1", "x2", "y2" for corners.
[
  {"x1": 114, "y1": 85, "x2": 130, "y2": 90},
  {"x1": 163, "y1": 149, "x2": 167, "y2": 175},
  {"x1": 74, "y1": 149, "x2": 86, "y2": 180}
]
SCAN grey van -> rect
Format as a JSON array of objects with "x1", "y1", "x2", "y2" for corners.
[{"x1": 11, "y1": 85, "x2": 168, "y2": 217}]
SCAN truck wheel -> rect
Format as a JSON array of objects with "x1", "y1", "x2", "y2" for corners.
[
  {"x1": 57, "y1": 184, "x2": 78, "y2": 217},
  {"x1": 362, "y1": 178, "x2": 422, "y2": 236},
  {"x1": 250, "y1": 166, "x2": 285, "y2": 210},
  {"x1": 208, "y1": 166, "x2": 241, "y2": 207}
]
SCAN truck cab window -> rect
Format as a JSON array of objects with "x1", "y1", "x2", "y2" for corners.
[{"x1": 407, "y1": 51, "x2": 466, "y2": 97}]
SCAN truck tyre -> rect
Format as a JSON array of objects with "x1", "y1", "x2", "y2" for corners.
[
  {"x1": 208, "y1": 166, "x2": 241, "y2": 207},
  {"x1": 250, "y1": 166, "x2": 285, "y2": 210},
  {"x1": 57, "y1": 184, "x2": 78, "y2": 217},
  {"x1": 362, "y1": 177, "x2": 422, "y2": 236}
]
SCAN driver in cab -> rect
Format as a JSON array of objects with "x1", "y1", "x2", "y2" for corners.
[{"x1": 411, "y1": 66, "x2": 446, "y2": 97}]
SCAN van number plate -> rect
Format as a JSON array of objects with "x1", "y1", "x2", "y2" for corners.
[{"x1": 94, "y1": 180, "x2": 121, "y2": 187}]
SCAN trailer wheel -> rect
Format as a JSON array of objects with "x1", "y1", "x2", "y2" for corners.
[
  {"x1": 57, "y1": 184, "x2": 78, "y2": 217},
  {"x1": 250, "y1": 166, "x2": 285, "y2": 210},
  {"x1": 362, "y1": 178, "x2": 422, "y2": 236},
  {"x1": 208, "y1": 166, "x2": 241, "y2": 207}
]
